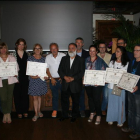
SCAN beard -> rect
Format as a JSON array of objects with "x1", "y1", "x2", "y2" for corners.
[{"x1": 68, "y1": 50, "x2": 76, "y2": 57}]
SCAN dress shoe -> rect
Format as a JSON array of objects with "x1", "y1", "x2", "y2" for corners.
[
  {"x1": 117, "y1": 123, "x2": 123, "y2": 127},
  {"x1": 102, "y1": 111, "x2": 106, "y2": 115},
  {"x1": 129, "y1": 132, "x2": 140, "y2": 139},
  {"x1": 122, "y1": 127, "x2": 134, "y2": 133},
  {"x1": 70, "y1": 118, "x2": 76, "y2": 123},
  {"x1": 80, "y1": 111, "x2": 85, "y2": 118},
  {"x1": 59, "y1": 117, "x2": 68, "y2": 122}
]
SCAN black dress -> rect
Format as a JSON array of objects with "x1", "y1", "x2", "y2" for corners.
[{"x1": 13, "y1": 51, "x2": 29, "y2": 114}]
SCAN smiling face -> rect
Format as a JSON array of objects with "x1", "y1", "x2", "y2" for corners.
[
  {"x1": 89, "y1": 47, "x2": 97, "y2": 57},
  {"x1": 0, "y1": 46, "x2": 7, "y2": 55},
  {"x1": 75, "y1": 39, "x2": 84, "y2": 51},
  {"x1": 134, "y1": 46, "x2": 140, "y2": 59},
  {"x1": 17, "y1": 41, "x2": 25, "y2": 51},
  {"x1": 115, "y1": 48, "x2": 122, "y2": 59},
  {"x1": 50, "y1": 44, "x2": 58, "y2": 56},
  {"x1": 34, "y1": 45, "x2": 42, "y2": 55}
]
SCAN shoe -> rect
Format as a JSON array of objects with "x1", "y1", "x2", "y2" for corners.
[
  {"x1": 95, "y1": 116, "x2": 101, "y2": 125},
  {"x1": 7, "y1": 114, "x2": 12, "y2": 124},
  {"x1": 2, "y1": 114, "x2": 7, "y2": 123},
  {"x1": 38, "y1": 112, "x2": 43, "y2": 118},
  {"x1": 122, "y1": 127, "x2": 134, "y2": 133},
  {"x1": 18, "y1": 114, "x2": 22, "y2": 119},
  {"x1": 32, "y1": 115, "x2": 39, "y2": 122},
  {"x1": 108, "y1": 122, "x2": 113, "y2": 125},
  {"x1": 52, "y1": 110, "x2": 57, "y2": 118},
  {"x1": 117, "y1": 123, "x2": 123, "y2": 127},
  {"x1": 129, "y1": 132, "x2": 140, "y2": 139},
  {"x1": 80, "y1": 111, "x2": 85, "y2": 118},
  {"x1": 59, "y1": 117, "x2": 68, "y2": 122},
  {"x1": 23, "y1": 113, "x2": 28, "y2": 118},
  {"x1": 70, "y1": 118, "x2": 76, "y2": 123},
  {"x1": 102, "y1": 111, "x2": 106, "y2": 115},
  {"x1": 88, "y1": 113, "x2": 96, "y2": 122}
]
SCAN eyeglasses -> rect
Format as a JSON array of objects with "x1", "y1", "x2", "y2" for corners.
[
  {"x1": 117, "y1": 43, "x2": 125, "y2": 45},
  {"x1": 134, "y1": 50, "x2": 140, "y2": 52},
  {"x1": 35, "y1": 48, "x2": 41, "y2": 50},
  {"x1": 99, "y1": 47, "x2": 106, "y2": 49}
]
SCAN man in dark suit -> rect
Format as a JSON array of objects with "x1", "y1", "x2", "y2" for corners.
[
  {"x1": 75, "y1": 37, "x2": 89, "y2": 117},
  {"x1": 58, "y1": 43, "x2": 85, "y2": 122}
]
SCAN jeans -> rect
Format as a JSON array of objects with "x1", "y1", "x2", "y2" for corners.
[
  {"x1": 101, "y1": 84, "x2": 108, "y2": 111},
  {"x1": 128, "y1": 92, "x2": 140, "y2": 134},
  {"x1": 79, "y1": 87, "x2": 85, "y2": 111},
  {"x1": 50, "y1": 80, "x2": 61, "y2": 111}
]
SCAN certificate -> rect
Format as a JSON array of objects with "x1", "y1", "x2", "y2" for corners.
[
  {"x1": 117, "y1": 73, "x2": 140, "y2": 92},
  {"x1": 0, "y1": 62, "x2": 18, "y2": 77},
  {"x1": 83, "y1": 70, "x2": 106, "y2": 86},
  {"x1": 26, "y1": 61, "x2": 47, "y2": 77},
  {"x1": 105, "y1": 68, "x2": 126, "y2": 84}
]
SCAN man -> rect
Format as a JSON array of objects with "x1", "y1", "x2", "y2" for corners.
[
  {"x1": 111, "y1": 38, "x2": 133, "y2": 61},
  {"x1": 75, "y1": 37, "x2": 89, "y2": 117},
  {"x1": 58, "y1": 43, "x2": 85, "y2": 122},
  {"x1": 45, "y1": 43, "x2": 65, "y2": 118},
  {"x1": 97, "y1": 42, "x2": 111, "y2": 115},
  {"x1": 122, "y1": 44, "x2": 140, "y2": 139}
]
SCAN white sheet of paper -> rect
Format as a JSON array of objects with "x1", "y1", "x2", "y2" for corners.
[
  {"x1": 0, "y1": 62, "x2": 18, "y2": 77},
  {"x1": 26, "y1": 61, "x2": 47, "y2": 77},
  {"x1": 105, "y1": 68, "x2": 126, "y2": 84},
  {"x1": 84, "y1": 70, "x2": 106, "y2": 86},
  {"x1": 117, "y1": 73, "x2": 140, "y2": 92}
]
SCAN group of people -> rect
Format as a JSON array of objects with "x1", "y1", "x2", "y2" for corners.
[{"x1": 0, "y1": 37, "x2": 140, "y2": 139}]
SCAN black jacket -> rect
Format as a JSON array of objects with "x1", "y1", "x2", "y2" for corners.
[
  {"x1": 81, "y1": 49, "x2": 89, "y2": 59},
  {"x1": 58, "y1": 55, "x2": 85, "y2": 93}
]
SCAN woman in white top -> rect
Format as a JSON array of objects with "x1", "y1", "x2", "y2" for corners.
[
  {"x1": 106, "y1": 46, "x2": 129, "y2": 127},
  {"x1": 0, "y1": 42, "x2": 19, "y2": 123}
]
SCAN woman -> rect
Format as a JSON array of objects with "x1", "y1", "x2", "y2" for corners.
[
  {"x1": 28, "y1": 44, "x2": 48, "y2": 121},
  {"x1": 85, "y1": 45, "x2": 107, "y2": 125},
  {"x1": 0, "y1": 42, "x2": 18, "y2": 123},
  {"x1": 122, "y1": 44, "x2": 140, "y2": 139},
  {"x1": 106, "y1": 46, "x2": 129, "y2": 127},
  {"x1": 13, "y1": 38, "x2": 29, "y2": 118}
]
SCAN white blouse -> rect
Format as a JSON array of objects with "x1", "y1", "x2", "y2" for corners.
[{"x1": 108, "y1": 61, "x2": 129, "y2": 89}]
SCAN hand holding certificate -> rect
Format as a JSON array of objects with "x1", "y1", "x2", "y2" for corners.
[
  {"x1": 105, "y1": 68, "x2": 126, "y2": 84},
  {"x1": 83, "y1": 70, "x2": 106, "y2": 86},
  {"x1": 117, "y1": 73, "x2": 140, "y2": 92},
  {"x1": 26, "y1": 61, "x2": 47, "y2": 77},
  {"x1": 0, "y1": 62, "x2": 18, "y2": 77}
]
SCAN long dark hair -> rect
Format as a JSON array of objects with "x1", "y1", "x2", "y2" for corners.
[{"x1": 112, "y1": 46, "x2": 129, "y2": 66}]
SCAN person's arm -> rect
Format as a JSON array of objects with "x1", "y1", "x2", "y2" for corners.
[{"x1": 47, "y1": 68, "x2": 57, "y2": 86}]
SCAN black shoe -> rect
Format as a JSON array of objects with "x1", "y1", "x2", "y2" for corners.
[
  {"x1": 122, "y1": 127, "x2": 134, "y2": 133},
  {"x1": 80, "y1": 111, "x2": 85, "y2": 118},
  {"x1": 70, "y1": 118, "x2": 76, "y2": 123},
  {"x1": 59, "y1": 117, "x2": 67, "y2": 122},
  {"x1": 129, "y1": 132, "x2": 140, "y2": 139}
]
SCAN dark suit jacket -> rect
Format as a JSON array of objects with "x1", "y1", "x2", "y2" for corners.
[
  {"x1": 81, "y1": 49, "x2": 89, "y2": 59},
  {"x1": 58, "y1": 55, "x2": 85, "y2": 93}
]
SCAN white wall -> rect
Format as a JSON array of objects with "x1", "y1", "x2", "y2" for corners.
[
  {"x1": 93, "y1": 14, "x2": 134, "y2": 28},
  {"x1": 133, "y1": 12, "x2": 140, "y2": 26}
]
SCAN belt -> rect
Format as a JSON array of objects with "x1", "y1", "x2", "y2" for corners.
[{"x1": 53, "y1": 77, "x2": 60, "y2": 80}]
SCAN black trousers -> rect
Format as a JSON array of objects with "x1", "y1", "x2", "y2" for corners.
[
  {"x1": 61, "y1": 87, "x2": 80, "y2": 118},
  {"x1": 85, "y1": 86, "x2": 103, "y2": 116},
  {"x1": 13, "y1": 81, "x2": 29, "y2": 114}
]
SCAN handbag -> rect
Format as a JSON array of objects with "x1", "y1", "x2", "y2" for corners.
[{"x1": 112, "y1": 84, "x2": 122, "y2": 96}]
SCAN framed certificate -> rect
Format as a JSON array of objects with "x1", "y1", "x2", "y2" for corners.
[
  {"x1": 105, "y1": 68, "x2": 126, "y2": 84},
  {"x1": 117, "y1": 73, "x2": 140, "y2": 92},
  {"x1": 0, "y1": 62, "x2": 18, "y2": 77},
  {"x1": 83, "y1": 70, "x2": 106, "y2": 86},
  {"x1": 26, "y1": 61, "x2": 47, "y2": 77}
]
